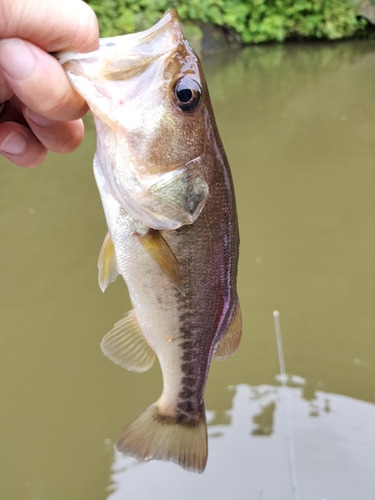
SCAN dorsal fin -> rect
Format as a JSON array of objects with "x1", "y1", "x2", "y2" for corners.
[
  {"x1": 98, "y1": 231, "x2": 119, "y2": 292},
  {"x1": 213, "y1": 300, "x2": 242, "y2": 360},
  {"x1": 137, "y1": 229, "x2": 185, "y2": 295},
  {"x1": 101, "y1": 310, "x2": 156, "y2": 372}
]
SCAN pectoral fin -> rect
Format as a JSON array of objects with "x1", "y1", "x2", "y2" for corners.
[
  {"x1": 101, "y1": 310, "x2": 156, "y2": 372},
  {"x1": 98, "y1": 231, "x2": 119, "y2": 292},
  {"x1": 137, "y1": 229, "x2": 185, "y2": 295},
  {"x1": 213, "y1": 301, "x2": 242, "y2": 360}
]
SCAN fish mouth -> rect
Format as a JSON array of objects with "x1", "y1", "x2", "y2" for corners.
[
  {"x1": 58, "y1": 10, "x2": 183, "y2": 77},
  {"x1": 100, "y1": 9, "x2": 182, "y2": 54},
  {"x1": 98, "y1": 10, "x2": 183, "y2": 81}
]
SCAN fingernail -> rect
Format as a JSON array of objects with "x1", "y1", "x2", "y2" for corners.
[
  {"x1": 0, "y1": 130, "x2": 27, "y2": 155},
  {"x1": 0, "y1": 39, "x2": 36, "y2": 81},
  {"x1": 25, "y1": 108, "x2": 54, "y2": 127}
]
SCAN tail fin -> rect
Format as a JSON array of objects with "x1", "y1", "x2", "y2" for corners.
[{"x1": 116, "y1": 403, "x2": 208, "y2": 473}]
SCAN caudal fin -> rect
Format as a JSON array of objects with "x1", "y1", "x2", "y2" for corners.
[{"x1": 116, "y1": 403, "x2": 207, "y2": 473}]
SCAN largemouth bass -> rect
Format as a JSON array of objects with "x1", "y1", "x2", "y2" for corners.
[{"x1": 59, "y1": 10, "x2": 241, "y2": 473}]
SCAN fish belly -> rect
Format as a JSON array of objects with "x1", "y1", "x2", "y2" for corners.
[{"x1": 94, "y1": 157, "x2": 202, "y2": 417}]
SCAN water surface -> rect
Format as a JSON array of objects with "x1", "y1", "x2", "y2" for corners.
[{"x1": 1, "y1": 40, "x2": 375, "y2": 499}]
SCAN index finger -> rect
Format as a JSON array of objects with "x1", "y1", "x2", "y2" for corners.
[
  {"x1": 0, "y1": 0, "x2": 99, "y2": 53},
  {"x1": 0, "y1": 38, "x2": 89, "y2": 121}
]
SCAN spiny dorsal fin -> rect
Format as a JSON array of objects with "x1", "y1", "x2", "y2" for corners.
[
  {"x1": 137, "y1": 229, "x2": 185, "y2": 295},
  {"x1": 117, "y1": 401, "x2": 207, "y2": 473},
  {"x1": 98, "y1": 231, "x2": 119, "y2": 292},
  {"x1": 101, "y1": 310, "x2": 156, "y2": 372},
  {"x1": 213, "y1": 300, "x2": 242, "y2": 360}
]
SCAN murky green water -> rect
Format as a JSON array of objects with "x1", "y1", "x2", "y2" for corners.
[{"x1": 1, "y1": 40, "x2": 375, "y2": 499}]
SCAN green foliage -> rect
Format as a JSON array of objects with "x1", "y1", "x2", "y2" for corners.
[{"x1": 86, "y1": 0, "x2": 367, "y2": 43}]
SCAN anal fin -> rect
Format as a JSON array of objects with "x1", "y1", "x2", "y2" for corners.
[
  {"x1": 101, "y1": 310, "x2": 156, "y2": 372},
  {"x1": 213, "y1": 300, "x2": 242, "y2": 360},
  {"x1": 137, "y1": 229, "x2": 185, "y2": 295},
  {"x1": 98, "y1": 231, "x2": 119, "y2": 292}
]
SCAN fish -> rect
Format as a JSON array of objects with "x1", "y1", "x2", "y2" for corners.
[{"x1": 58, "y1": 9, "x2": 241, "y2": 473}]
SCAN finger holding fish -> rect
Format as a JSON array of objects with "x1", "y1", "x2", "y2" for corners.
[
  {"x1": 0, "y1": 38, "x2": 89, "y2": 122},
  {"x1": 0, "y1": 0, "x2": 98, "y2": 166},
  {"x1": 0, "y1": 95, "x2": 85, "y2": 165},
  {"x1": 0, "y1": 117, "x2": 46, "y2": 167},
  {"x1": 0, "y1": 40, "x2": 87, "y2": 164}
]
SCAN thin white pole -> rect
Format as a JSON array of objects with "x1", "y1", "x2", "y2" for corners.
[{"x1": 273, "y1": 311, "x2": 299, "y2": 500}]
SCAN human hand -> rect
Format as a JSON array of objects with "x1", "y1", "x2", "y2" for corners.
[{"x1": 0, "y1": 0, "x2": 99, "y2": 167}]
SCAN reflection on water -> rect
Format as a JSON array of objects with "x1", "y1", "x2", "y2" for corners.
[
  {"x1": 108, "y1": 381, "x2": 375, "y2": 500},
  {"x1": 1, "y1": 40, "x2": 375, "y2": 499}
]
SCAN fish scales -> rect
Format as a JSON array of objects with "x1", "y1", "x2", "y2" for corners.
[
  {"x1": 167, "y1": 150, "x2": 239, "y2": 410},
  {"x1": 58, "y1": 9, "x2": 241, "y2": 472}
]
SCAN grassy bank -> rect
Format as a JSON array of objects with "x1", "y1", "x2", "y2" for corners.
[{"x1": 86, "y1": 0, "x2": 371, "y2": 44}]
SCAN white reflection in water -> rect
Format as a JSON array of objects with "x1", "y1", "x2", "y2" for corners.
[{"x1": 107, "y1": 380, "x2": 375, "y2": 500}]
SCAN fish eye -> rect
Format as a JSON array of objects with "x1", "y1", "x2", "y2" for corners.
[{"x1": 173, "y1": 77, "x2": 202, "y2": 113}]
